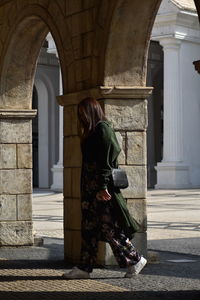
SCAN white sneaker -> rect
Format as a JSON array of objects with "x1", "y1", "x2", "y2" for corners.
[
  {"x1": 124, "y1": 256, "x2": 147, "y2": 278},
  {"x1": 62, "y1": 267, "x2": 90, "y2": 280}
]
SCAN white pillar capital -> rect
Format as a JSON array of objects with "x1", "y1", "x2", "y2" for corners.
[{"x1": 159, "y1": 37, "x2": 181, "y2": 50}]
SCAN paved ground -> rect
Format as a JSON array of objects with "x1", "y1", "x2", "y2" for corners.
[{"x1": 0, "y1": 188, "x2": 199, "y2": 299}]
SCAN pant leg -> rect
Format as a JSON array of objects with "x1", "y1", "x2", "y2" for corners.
[
  {"x1": 106, "y1": 228, "x2": 141, "y2": 268},
  {"x1": 99, "y1": 203, "x2": 141, "y2": 268},
  {"x1": 79, "y1": 199, "x2": 99, "y2": 273},
  {"x1": 79, "y1": 225, "x2": 98, "y2": 273}
]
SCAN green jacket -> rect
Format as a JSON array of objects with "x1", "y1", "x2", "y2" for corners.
[{"x1": 92, "y1": 121, "x2": 140, "y2": 238}]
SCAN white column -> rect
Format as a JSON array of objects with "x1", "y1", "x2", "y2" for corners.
[
  {"x1": 50, "y1": 68, "x2": 63, "y2": 192},
  {"x1": 155, "y1": 37, "x2": 190, "y2": 189},
  {"x1": 46, "y1": 33, "x2": 63, "y2": 192}
]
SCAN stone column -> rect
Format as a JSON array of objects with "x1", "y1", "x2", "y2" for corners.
[
  {"x1": 58, "y1": 86, "x2": 151, "y2": 264},
  {"x1": 0, "y1": 109, "x2": 36, "y2": 246},
  {"x1": 155, "y1": 38, "x2": 190, "y2": 189}
]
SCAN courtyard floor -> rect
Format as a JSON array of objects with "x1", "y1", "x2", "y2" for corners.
[{"x1": 0, "y1": 189, "x2": 199, "y2": 299}]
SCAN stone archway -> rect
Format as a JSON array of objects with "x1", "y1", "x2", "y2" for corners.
[
  {"x1": 0, "y1": 0, "x2": 162, "y2": 259},
  {"x1": 57, "y1": 0, "x2": 162, "y2": 264},
  {"x1": 0, "y1": 3, "x2": 72, "y2": 246},
  {"x1": 1, "y1": 0, "x2": 200, "y2": 264}
]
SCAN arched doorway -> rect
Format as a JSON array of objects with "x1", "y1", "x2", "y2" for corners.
[
  {"x1": 0, "y1": 4, "x2": 71, "y2": 248},
  {"x1": 147, "y1": 41, "x2": 164, "y2": 188}
]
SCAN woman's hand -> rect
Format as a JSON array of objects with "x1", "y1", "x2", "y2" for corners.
[{"x1": 96, "y1": 189, "x2": 111, "y2": 201}]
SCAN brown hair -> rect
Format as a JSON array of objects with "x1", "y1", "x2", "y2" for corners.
[{"x1": 77, "y1": 97, "x2": 106, "y2": 140}]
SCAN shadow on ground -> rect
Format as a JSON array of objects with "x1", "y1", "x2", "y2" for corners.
[{"x1": 0, "y1": 290, "x2": 199, "y2": 300}]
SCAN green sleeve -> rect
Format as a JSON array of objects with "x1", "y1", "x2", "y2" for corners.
[{"x1": 95, "y1": 122, "x2": 113, "y2": 190}]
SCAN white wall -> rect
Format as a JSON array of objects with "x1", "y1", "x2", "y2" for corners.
[
  {"x1": 181, "y1": 40, "x2": 200, "y2": 187},
  {"x1": 34, "y1": 58, "x2": 59, "y2": 188}
]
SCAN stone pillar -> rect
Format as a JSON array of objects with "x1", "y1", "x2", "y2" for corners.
[
  {"x1": 0, "y1": 109, "x2": 36, "y2": 246},
  {"x1": 155, "y1": 38, "x2": 190, "y2": 189},
  {"x1": 58, "y1": 86, "x2": 151, "y2": 264}
]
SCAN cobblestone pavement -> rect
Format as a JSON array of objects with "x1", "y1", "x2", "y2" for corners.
[
  {"x1": 0, "y1": 189, "x2": 199, "y2": 299},
  {"x1": 0, "y1": 261, "x2": 127, "y2": 300},
  {"x1": 0, "y1": 258, "x2": 199, "y2": 299},
  {"x1": 147, "y1": 189, "x2": 200, "y2": 256}
]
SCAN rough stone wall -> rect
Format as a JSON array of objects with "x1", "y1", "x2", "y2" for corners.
[
  {"x1": 0, "y1": 0, "x2": 165, "y2": 263},
  {"x1": 0, "y1": 112, "x2": 35, "y2": 245}
]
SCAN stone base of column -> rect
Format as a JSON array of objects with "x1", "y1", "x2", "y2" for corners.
[
  {"x1": 50, "y1": 164, "x2": 63, "y2": 192},
  {"x1": 155, "y1": 162, "x2": 190, "y2": 189}
]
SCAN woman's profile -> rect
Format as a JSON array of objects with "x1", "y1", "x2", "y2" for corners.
[{"x1": 62, "y1": 97, "x2": 147, "y2": 279}]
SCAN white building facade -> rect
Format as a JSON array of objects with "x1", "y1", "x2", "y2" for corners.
[{"x1": 149, "y1": 0, "x2": 200, "y2": 188}]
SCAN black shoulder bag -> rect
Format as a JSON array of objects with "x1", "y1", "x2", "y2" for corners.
[{"x1": 111, "y1": 168, "x2": 129, "y2": 189}]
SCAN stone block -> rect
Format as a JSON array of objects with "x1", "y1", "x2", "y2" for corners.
[
  {"x1": 127, "y1": 199, "x2": 147, "y2": 231},
  {"x1": 71, "y1": 36, "x2": 82, "y2": 60},
  {"x1": 115, "y1": 132, "x2": 125, "y2": 164},
  {"x1": 72, "y1": 168, "x2": 81, "y2": 198},
  {"x1": 75, "y1": 58, "x2": 91, "y2": 82},
  {"x1": 0, "y1": 195, "x2": 16, "y2": 221},
  {"x1": 64, "y1": 106, "x2": 72, "y2": 137},
  {"x1": 66, "y1": 62, "x2": 76, "y2": 91},
  {"x1": 102, "y1": 99, "x2": 147, "y2": 131},
  {"x1": 0, "y1": 169, "x2": 32, "y2": 194},
  {"x1": 0, "y1": 221, "x2": 33, "y2": 246},
  {"x1": 64, "y1": 198, "x2": 81, "y2": 230},
  {"x1": 121, "y1": 166, "x2": 147, "y2": 199},
  {"x1": 17, "y1": 144, "x2": 32, "y2": 168},
  {"x1": 96, "y1": 242, "x2": 117, "y2": 266},
  {"x1": 132, "y1": 232, "x2": 147, "y2": 259},
  {"x1": 64, "y1": 229, "x2": 81, "y2": 263},
  {"x1": 64, "y1": 105, "x2": 78, "y2": 137},
  {"x1": 0, "y1": 119, "x2": 32, "y2": 143},
  {"x1": 82, "y1": 0, "x2": 95, "y2": 9},
  {"x1": 64, "y1": 136, "x2": 82, "y2": 167},
  {"x1": 71, "y1": 107, "x2": 78, "y2": 135},
  {"x1": 17, "y1": 194, "x2": 32, "y2": 220},
  {"x1": 0, "y1": 144, "x2": 16, "y2": 168},
  {"x1": 66, "y1": 0, "x2": 82, "y2": 16},
  {"x1": 67, "y1": 9, "x2": 94, "y2": 37},
  {"x1": 127, "y1": 132, "x2": 146, "y2": 165},
  {"x1": 96, "y1": 241, "x2": 106, "y2": 265},
  {"x1": 64, "y1": 168, "x2": 72, "y2": 198},
  {"x1": 83, "y1": 31, "x2": 94, "y2": 57},
  {"x1": 64, "y1": 229, "x2": 73, "y2": 259}
]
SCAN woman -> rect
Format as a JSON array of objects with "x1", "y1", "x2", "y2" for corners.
[{"x1": 63, "y1": 97, "x2": 147, "y2": 279}]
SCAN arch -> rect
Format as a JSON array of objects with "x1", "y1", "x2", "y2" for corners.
[
  {"x1": 0, "y1": 3, "x2": 73, "y2": 110},
  {"x1": 102, "y1": 0, "x2": 200, "y2": 87},
  {"x1": 102, "y1": 0, "x2": 162, "y2": 86}
]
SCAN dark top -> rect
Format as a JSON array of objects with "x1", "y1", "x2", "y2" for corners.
[
  {"x1": 81, "y1": 121, "x2": 139, "y2": 239},
  {"x1": 81, "y1": 121, "x2": 121, "y2": 190}
]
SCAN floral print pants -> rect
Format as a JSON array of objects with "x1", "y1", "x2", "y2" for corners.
[{"x1": 79, "y1": 199, "x2": 141, "y2": 273}]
